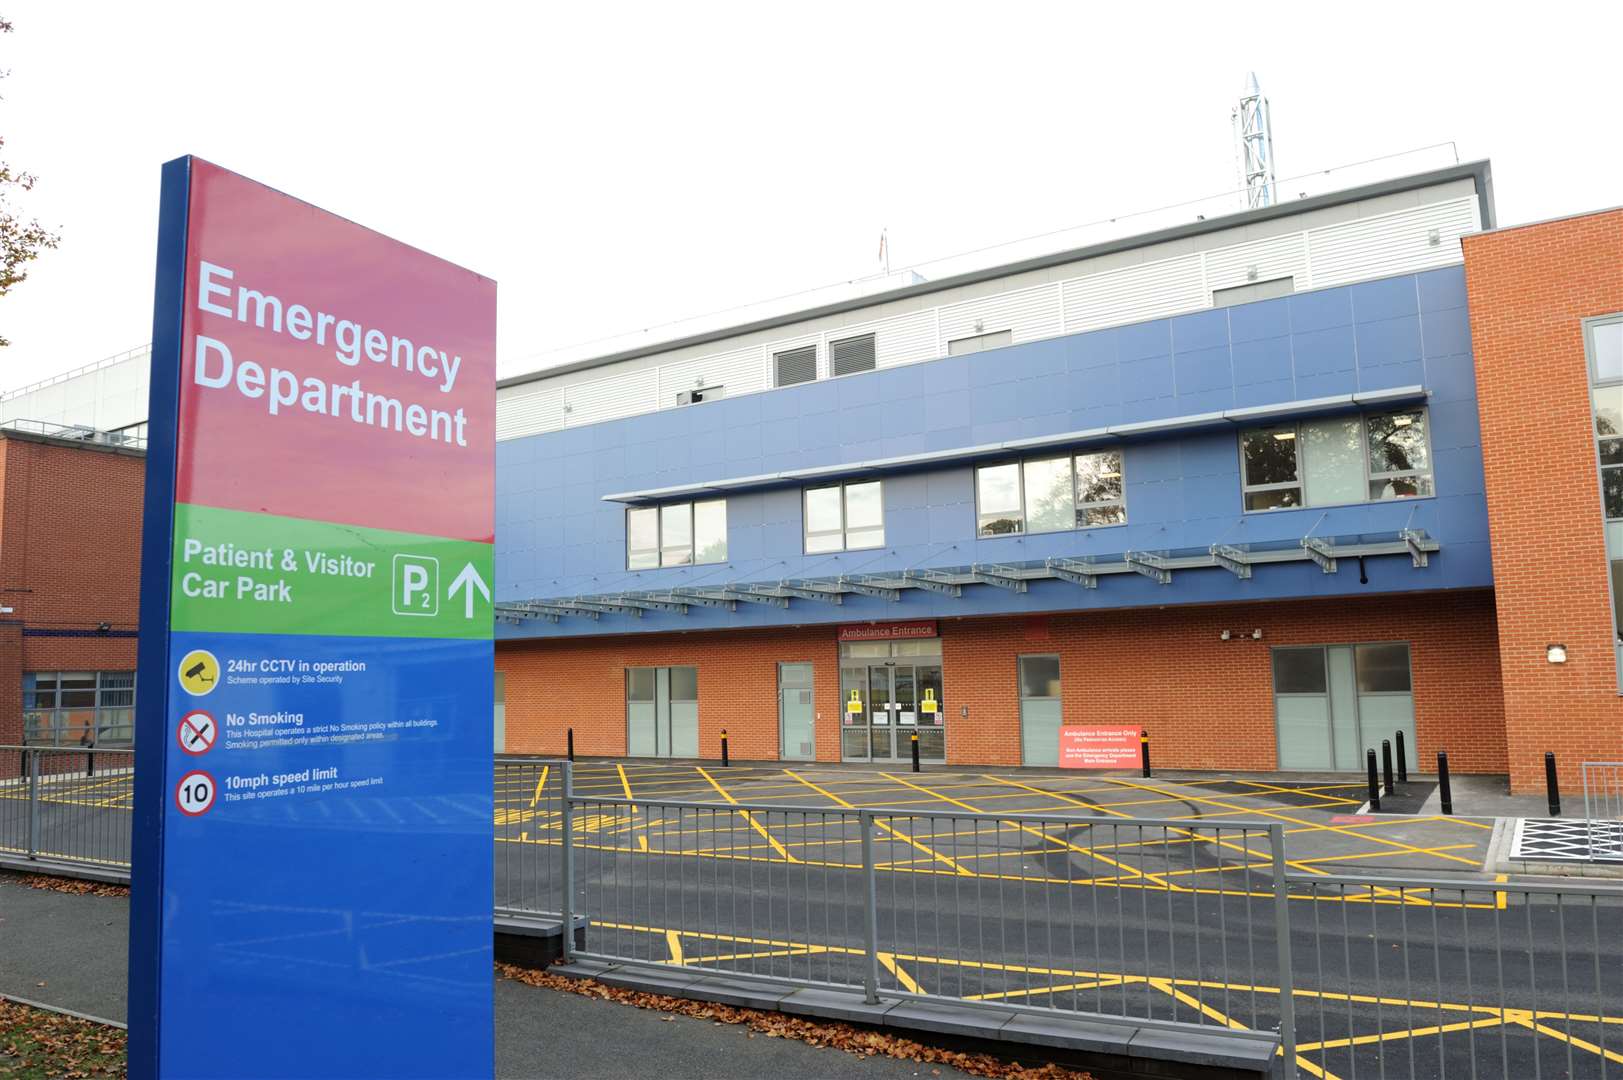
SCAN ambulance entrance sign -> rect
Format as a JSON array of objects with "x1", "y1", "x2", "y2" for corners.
[{"x1": 129, "y1": 157, "x2": 496, "y2": 1080}]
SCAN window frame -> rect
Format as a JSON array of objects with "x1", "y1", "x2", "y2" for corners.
[
  {"x1": 974, "y1": 449, "x2": 1128, "y2": 538},
  {"x1": 625, "y1": 499, "x2": 728, "y2": 569},
  {"x1": 1239, "y1": 407, "x2": 1435, "y2": 513},
  {"x1": 22, "y1": 670, "x2": 137, "y2": 747},
  {"x1": 1583, "y1": 312, "x2": 1623, "y2": 694},
  {"x1": 802, "y1": 480, "x2": 886, "y2": 554},
  {"x1": 828, "y1": 332, "x2": 877, "y2": 377},
  {"x1": 773, "y1": 344, "x2": 818, "y2": 388}
]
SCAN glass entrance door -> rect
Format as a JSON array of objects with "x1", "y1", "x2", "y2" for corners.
[{"x1": 840, "y1": 661, "x2": 945, "y2": 763}]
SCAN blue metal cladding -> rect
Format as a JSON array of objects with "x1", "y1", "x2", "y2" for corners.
[{"x1": 496, "y1": 267, "x2": 1485, "y2": 640}]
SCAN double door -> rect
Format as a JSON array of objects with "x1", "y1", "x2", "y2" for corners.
[{"x1": 840, "y1": 662, "x2": 945, "y2": 762}]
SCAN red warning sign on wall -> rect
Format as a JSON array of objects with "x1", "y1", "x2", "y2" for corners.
[{"x1": 1059, "y1": 726, "x2": 1141, "y2": 769}]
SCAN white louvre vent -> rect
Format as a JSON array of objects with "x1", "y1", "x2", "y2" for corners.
[
  {"x1": 658, "y1": 344, "x2": 766, "y2": 404},
  {"x1": 829, "y1": 333, "x2": 876, "y2": 377},
  {"x1": 1306, "y1": 197, "x2": 1478, "y2": 290},
  {"x1": 1203, "y1": 233, "x2": 1310, "y2": 294},
  {"x1": 563, "y1": 368, "x2": 658, "y2": 427},
  {"x1": 496, "y1": 384, "x2": 564, "y2": 439},
  {"x1": 939, "y1": 282, "x2": 1063, "y2": 345},
  {"x1": 774, "y1": 345, "x2": 817, "y2": 387},
  {"x1": 1061, "y1": 255, "x2": 1206, "y2": 334}
]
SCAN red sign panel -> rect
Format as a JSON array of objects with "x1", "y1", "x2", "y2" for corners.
[
  {"x1": 838, "y1": 620, "x2": 938, "y2": 642},
  {"x1": 173, "y1": 161, "x2": 497, "y2": 543},
  {"x1": 1059, "y1": 726, "x2": 1142, "y2": 769}
]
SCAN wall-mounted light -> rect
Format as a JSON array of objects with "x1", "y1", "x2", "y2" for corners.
[
  {"x1": 1547, "y1": 644, "x2": 1569, "y2": 664},
  {"x1": 97, "y1": 622, "x2": 112, "y2": 633},
  {"x1": 1428, "y1": 228, "x2": 1442, "y2": 247},
  {"x1": 1251, "y1": 629, "x2": 1263, "y2": 640},
  {"x1": 1246, "y1": 265, "x2": 1259, "y2": 282},
  {"x1": 1220, "y1": 629, "x2": 1232, "y2": 641}
]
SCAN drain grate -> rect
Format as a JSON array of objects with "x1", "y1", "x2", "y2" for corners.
[{"x1": 1510, "y1": 818, "x2": 1623, "y2": 864}]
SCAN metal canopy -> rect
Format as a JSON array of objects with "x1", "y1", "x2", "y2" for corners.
[{"x1": 495, "y1": 529, "x2": 1442, "y2": 625}]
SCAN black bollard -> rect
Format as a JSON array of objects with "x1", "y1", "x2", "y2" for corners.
[
  {"x1": 567, "y1": 727, "x2": 575, "y2": 762},
  {"x1": 911, "y1": 731, "x2": 920, "y2": 773},
  {"x1": 1382, "y1": 739, "x2": 1395, "y2": 795},
  {"x1": 1546, "y1": 751, "x2": 1561, "y2": 817},
  {"x1": 1395, "y1": 731, "x2": 1408, "y2": 783},
  {"x1": 1140, "y1": 729, "x2": 1152, "y2": 778},
  {"x1": 1366, "y1": 749, "x2": 1382, "y2": 812},
  {"x1": 1437, "y1": 751, "x2": 1453, "y2": 815},
  {"x1": 721, "y1": 729, "x2": 730, "y2": 767}
]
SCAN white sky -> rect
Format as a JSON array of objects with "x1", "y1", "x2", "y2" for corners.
[{"x1": 2, "y1": 1, "x2": 1620, "y2": 390}]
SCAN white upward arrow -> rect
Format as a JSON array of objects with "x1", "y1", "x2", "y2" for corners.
[{"x1": 447, "y1": 563, "x2": 491, "y2": 619}]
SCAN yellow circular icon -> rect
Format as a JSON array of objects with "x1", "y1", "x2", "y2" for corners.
[{"x1": 178, "y1": 649, "x2": 220, "y2": 697}]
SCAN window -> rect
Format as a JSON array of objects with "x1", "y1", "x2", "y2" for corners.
[
  {"x1": 1212, "y1": 276, "x2": 1294, "y2": 307},
  {"x1": 804, "y1": 481, "x2": 885, "y2": 553},
  {"x1": 975, "y1": 450, "x2": 1126, "y2": 537},
  {"x1": 948, "y1": 329, "x2": 1013, "y2": 356},
  {"x1": 829, "y1": 333, "x2": 876, "y2": 377},
  {"x1": 1240, "y1": 409, "x2": 1434, "y2": 511},
  {"x1": 23, "y1": 671, "x2": 136, "y2": 746},
  {"x1": 774, "y1": 345, "x2": 817, "y2": 387},
  {"x1": 626, "y1": 499, "x2": 727, "y2": 569},
  {"x1": 1587, "y1": 314, "x2": 1623, "y2": 676}
]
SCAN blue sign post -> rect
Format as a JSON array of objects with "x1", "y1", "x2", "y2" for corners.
[{"x1": 130, "y1": 157, "x2": 497, "y2": 1078}]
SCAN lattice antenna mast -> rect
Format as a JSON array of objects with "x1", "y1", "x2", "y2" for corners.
[{"x1": 1232, "y1": 72, "x2": 1277, "y2": 210}]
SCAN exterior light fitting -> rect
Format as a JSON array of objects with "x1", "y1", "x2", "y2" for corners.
[{"x1": 1547, "y1": 644, "x2": 1568, "y2": 664}]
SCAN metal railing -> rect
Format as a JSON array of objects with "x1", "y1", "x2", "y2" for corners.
[
  {"x1": 495, "y1": 757, "x2": 564, "y2": 914},
  {"x1": 0, "y1": 747, "x2": 135, "y2": 870},
  {"x1": 548, "y1": 764, "x2": 1295, "y2": 1062}
]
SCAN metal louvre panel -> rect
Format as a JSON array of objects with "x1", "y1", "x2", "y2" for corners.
[
  {"x1": 773, "y1": 344, "x2": 817, "y2": 387},
  {"x1": 1202, "y1": 233, "x2": 1309, "y2": 293},
  {"x1": 562, "y1": 368, "x2": 659, "y2": 427},
  {"x1": 829, "y1": 333, "x2": 876, "y2": 376},
  {"x1": 1305, "y1": 197, "x2": 1478, "y2": 289},
  {"x1": 657, "y1": 344, "x2": 766, "y2": 403},
  {"x1": 1061, "y1": 254, "x2": 1206, "y2": 334},
  {"x1": 496, "y1": 384, "x2": 564, "y2": 439},
  {"x1": 938, "y1": 282, "x2": 1062, "y2": 345}
]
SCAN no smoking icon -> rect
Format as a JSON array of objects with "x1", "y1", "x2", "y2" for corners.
[{"x1": 177, "y1": 711, "x2": 217, "y2": 756}]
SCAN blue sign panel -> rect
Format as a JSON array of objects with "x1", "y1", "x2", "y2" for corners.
[{"x1": 130, "y1": 157, "x2": 496, "y2": 1078}]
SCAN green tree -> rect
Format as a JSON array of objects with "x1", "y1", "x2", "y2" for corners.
[{"x1": 0, "y1": 16, "x2": 59, "y2": 347}]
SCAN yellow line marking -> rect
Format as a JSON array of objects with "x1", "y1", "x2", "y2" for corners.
[
  {"x1": 1495, "y1": 871, "x2": 1508, "y2": 910},
  {"x1": 879, "y1": 771, "x2": 1185, "y2": 890},
  {"x1": 1518, "y1": 1016, "x2": 1623, "y2": 1063},
  {"x1": 638, "y1": 835, "x2": 650, "y2": 852},
  {"x1": 616, "y1": 764, "x2": 635, "y2": 801},
  {"x1": 697, "y1": 766, "x2": 799, "y2": 863},
  {"x1": 1143, "y1": 978, "x2": 1341, "y2": 1080},
  {"x1": 665, "y1": 930, "x2": 684, "y2": 964},
  {"x1": 529, "y1": 765, "x2": 550, "y2": 809},
  {"x1": 1295, "y1": 1015, "x2": 1512, "y2": 1052},
  {"x1": 783, "y1": 769, "x2": 973, "y2": 876},
  {"x1": 877, "y1": 952, "x2": 921, "y2": 994},
  {"x1": 967, "y1": 978, "x2": 1124, "y2": 1001}
]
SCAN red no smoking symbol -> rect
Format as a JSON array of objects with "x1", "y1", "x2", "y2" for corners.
[{"x1": 177, "y1": 710, "x2": 217, "y2": 756}]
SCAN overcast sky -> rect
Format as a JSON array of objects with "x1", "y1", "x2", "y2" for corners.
[{"x1": 2, "y1": 1, "x2": 1620, "y2": 390}]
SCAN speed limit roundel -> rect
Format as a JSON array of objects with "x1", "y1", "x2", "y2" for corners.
[{"x1": 175, "y1": 770, "x2": 217, "y2": 817}]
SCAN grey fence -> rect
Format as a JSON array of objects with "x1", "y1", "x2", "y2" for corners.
[{"x1": 0, "y1": 746, "x2": 135, "y2": 870}]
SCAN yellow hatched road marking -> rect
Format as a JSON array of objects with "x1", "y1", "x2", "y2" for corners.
[
  {"x1": 529, "y1": 765, "x2": 550, "y2": 809},
  {"x1": 697, "y1": 766, "x2": 799, "y2": 863},
  {"x1": 616, "y1": 764, "x2": 635, "y2": 800},
  {"x1": 783, "y1": 769, "x2": 973, "y2": 876},
  {"x1": 879, "y1": 771, "x2": 1185, "y2": 890},
  {"x1": 877, "y1": 952, "x2": 921, "y2": 994},
  {"x1": 665, "y1": 930, "x2": 684, "y2": 963}
]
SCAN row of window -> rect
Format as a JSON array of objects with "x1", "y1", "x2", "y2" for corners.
[
  {"x1": 1240, "y1": 408, "x2": 1433, "y2": 510},
  {"x1": 770, "y1": 328, "x2": 1018, "y2": 390},
  {"x1": 623, "y1": 407, "x2": 1436, "y2": 568}
]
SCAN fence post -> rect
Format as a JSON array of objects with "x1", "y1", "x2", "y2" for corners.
[
  {"x1": 1546, "y1": 752, "x2": 1561, "y2": 817},
  {"x1": 1140, "y1": 729, "x2": 1151, "y2": 778},
  {"x1": 27, "y1": 750, "x2": 40, "y2": 859},
  {"x1": 1366, "y1": 749, "x2": 1381, "y2": 812},
  {"x1": 560, "y1": 758, "x2": 576, "y2": 961},
  {"x1": 1394, "y1": 731, "x2": 1407, "y2": 783},
  {"x1": 859, "y1": 809, "x2": 880, "y2": 1005},
  {"x1": 1437, "y1": 751, "x2": 1453, "y2": 816},
  {"x1": 1269, "y1": 823, "x2": 1297, "y2": 1076}
]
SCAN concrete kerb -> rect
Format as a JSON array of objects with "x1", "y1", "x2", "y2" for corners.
[
  {"x1": 547, "y1": 956, "x2": 1281, "y2": 1077},
  {"x1": 1485, "y1": 815, "x2": 1623, "y2": 879},
  {"x1": 0, "y1": 993, "x2": 126, "y2": 1031}
]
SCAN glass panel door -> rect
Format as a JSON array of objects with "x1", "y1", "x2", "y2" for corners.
[
  {"x1": 841, "y1": 664, "x2": 871, "y2": 761},
  {"x1": 869, "y1": 664, "x2": 896, "y2": 760},
  {"x1": 1326, "y1": 646, "x2": 1360, "y2": 771},
  {"x1": 668, "y1": 666, "x2": 699, "y2": 758},
  {"x1": 916, "y1": 665, "x2": 945, "y2": 762},
  {"x1": 1274, "y1": 647, "x2": 1332, "y2": 770},
  {"x1": 627, "y1": 668, "x2": 657, "y2": 756}
]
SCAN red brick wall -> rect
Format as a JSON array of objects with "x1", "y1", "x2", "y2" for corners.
[
  {"x1": 1464, "y1": 209, "x2": 1623, "y2": 791},
  {"x1": 0, "y1": 436, "x2": 145, "y2": 773},
  {"x1": 498, "y1": 591, "x2": 1504, "y2": 772}
]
